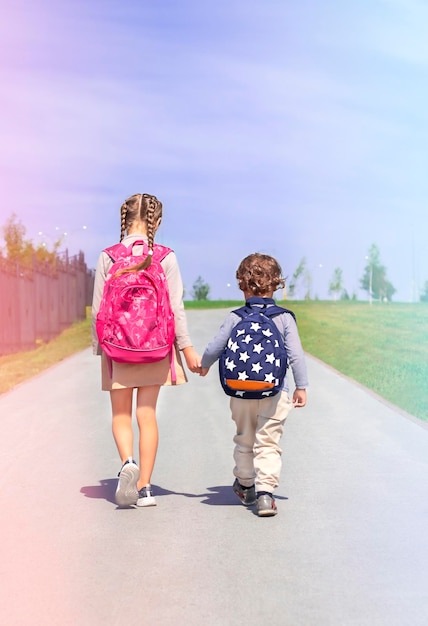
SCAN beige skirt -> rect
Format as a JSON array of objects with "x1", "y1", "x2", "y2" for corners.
[{"x1": 101, "y1": 343, "x2": 188, "y2": 391}]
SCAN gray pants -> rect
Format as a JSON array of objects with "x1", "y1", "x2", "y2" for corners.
[{"x1": 230, "y1": 391, "x2": 293, "y2": 493}]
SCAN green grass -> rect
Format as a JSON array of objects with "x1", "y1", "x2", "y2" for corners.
[
  {"x1": 1, "y1": 301, "x2": 427, "y2": 423},
  {"x1": 0, "y1": 310, "x2": 91, "y2": 395},
  {"x1": 184, "y1": 299, "x2": 242, "y2": 309},
  {"x1": 286, "y1": 301, "x2": 428, "y2": 422}
]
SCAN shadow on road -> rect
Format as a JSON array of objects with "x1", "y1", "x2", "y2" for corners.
[{"x1": 80, "y1": 480, "x2": 288, "y2": 510}]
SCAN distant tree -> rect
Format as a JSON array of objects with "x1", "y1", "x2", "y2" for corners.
[
  {"x1": 287, "y1": 257, "x2": 307, "y2": 299},
  {"x1": 329, "y1": 267, "x2": 344, "y2": 301},
  {"x1": 286, "y1": 282, "x2": 295, "y2": 298},
  {"x1": 341, "y1": 289, "x2": 357, "y2": 301},
  {"x1": 420, "y1": 280, "x2": 428, "y2": 302},
  {"x1": 192, "y1": 275, "x2": 210, "y2": 300},
  {"x1": 1, "y1": 213, "x2": 61, "y2": 269},
  {"x1": 360, "y1": 243, "x2": 396, "y2": 302},
  {"x1": 303, "y1": 269, "x2": 313, "y2": 300}
]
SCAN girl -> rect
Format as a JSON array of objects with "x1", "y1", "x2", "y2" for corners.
[{"x1": 92, "y1": 193, "x2": 201, "y2": 508}]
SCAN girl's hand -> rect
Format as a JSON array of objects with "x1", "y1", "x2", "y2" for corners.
[
  {"x1": 200, "y1": 367, "x2": 210, "y2": 377},
  {"x1": 182, "y1": 346, "x2": 202, "y2": 374}
]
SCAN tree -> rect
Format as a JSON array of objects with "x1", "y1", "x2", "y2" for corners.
[
  {"x1": 341, "y1": 289, "x2": 357, "y2": 301},
  {"x1": 360, "y1": 244, "x2": 396, "y2": 302},
  {"x1": 287, "y1": 257, "x2": 307, "y2": 299},
  {"x1": 1, "y1": 213, "x2": 61, "y2": 269},
  {"x1": 420, "y1": 280, "x2": 428, "y2": 302},
  {"x1": 329, "y1": 267, "x2": 344, "y2": 301},
  {"x1": 303, "y1": 268, "x2": 313, "y2": 300},
  {"x1": 192, "y1": 275, "x2": 210, "y2": 300}
]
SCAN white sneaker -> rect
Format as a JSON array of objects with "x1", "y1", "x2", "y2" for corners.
[
  {"x1": 115, "y1": 457, "x2": 139, "y2": 506},
  {"x1": 136, "y1": 484, "x2": 157, "y2": 507}
]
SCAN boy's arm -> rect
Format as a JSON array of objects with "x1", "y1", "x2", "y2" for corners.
[
  {"x1": 200, "y1": 314, "x2": 238, "y2": 376},
  {"x1": 282, "y1": 313, "x2": 309, "y2": 406}
]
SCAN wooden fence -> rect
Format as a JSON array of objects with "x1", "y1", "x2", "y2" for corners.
[{"x1": 0, "y1": 251, "x2": 95, "y2": 355}]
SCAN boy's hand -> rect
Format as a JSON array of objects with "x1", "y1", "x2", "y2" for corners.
[
  {"x1": 293, "y1": 388, "x2": 306, "y2": 408},
  {"x1": 182, "y1": 346, "x2": 202, "y2": 374},
  {"x1": 200, "y1": 367, "x2": 210, "y2": 377}
]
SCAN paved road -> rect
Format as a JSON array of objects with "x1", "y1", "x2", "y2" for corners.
[{"x1": 1, "y1": 309, "x2": 427, "y2": 626}]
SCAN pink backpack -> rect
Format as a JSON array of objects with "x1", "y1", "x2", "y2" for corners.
[{"x1": 96, "y1": 240, "x2": 176, "y2": 375}]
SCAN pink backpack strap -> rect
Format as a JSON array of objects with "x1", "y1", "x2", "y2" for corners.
[
  {"x1": 169, "y1": 348, "x2": 177, "y2": 384},
  {"x1": 152, "y1": 244, "x2": 173, "y2": 263},
  {"x1": 153, "y1": 244, "x2": 175, "y2": 382},
  {"x1": 104, "y1": 242, "x2": 172, "y2": 263},
  {"x1": 103, "y1": 242, "x2": 129, "y2": 262}
]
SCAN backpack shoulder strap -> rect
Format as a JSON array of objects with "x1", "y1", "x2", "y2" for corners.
[
  {"x1": 104, "y1": 242, "x2": 173, "y2": 264},
  {"x1": 231, "y1": 305, "x2": 253, "y2": 319},
  {"x1": 152, "y1": 244, "x2": 173, "y2": 263},
  {"x1": 264, "y1": 305, "x2": 297, "y2": 323},
  {"x1": 233, "y1": 303, "x2": 297, "y2": 323},
  {"x1": 103, "y1": 242, "x2": 129, "y2": 262}
]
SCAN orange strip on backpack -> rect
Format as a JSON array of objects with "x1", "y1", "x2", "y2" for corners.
[{"x1": 225, "y1": 380, "x2": 275, "y2": 391}]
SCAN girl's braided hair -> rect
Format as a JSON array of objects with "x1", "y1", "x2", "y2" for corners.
[
  {"x1": 118, "y1": 193, "x2": 163, "y2": 273},
  {"x1": 236, "y1": 253, "x2": 285, "y2": 296}
]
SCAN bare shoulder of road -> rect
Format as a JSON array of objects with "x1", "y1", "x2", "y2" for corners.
[{"x1": 1, "y1": 309, "x2": 427, "y2": 626}]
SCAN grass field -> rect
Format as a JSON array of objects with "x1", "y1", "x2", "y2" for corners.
[
  {"x1": 0, "y1": 313, "x2": 92, "y2": 395},
  {"x1": 287, "y1": 301, "x2": 428, "y2": 422},
  {"x1": 1, "y1": 301, "x2": 427, "y2": 422}
]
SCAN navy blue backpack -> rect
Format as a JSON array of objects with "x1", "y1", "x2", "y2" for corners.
[{"x1": 219, "y1": 303, "x2": 295, "y2": 400}]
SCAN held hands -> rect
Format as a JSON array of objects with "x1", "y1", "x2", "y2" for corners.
[
  {"x1": 182, "y1": 346, "x2": 202, "y2": 374},
  {"x1": 293, "y1": 388, "x2": 307, "y2": 408}
]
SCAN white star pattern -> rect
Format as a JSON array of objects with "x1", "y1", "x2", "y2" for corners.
[
  {"x1": 237, "y1": 371, "x2": 249, "y2": 381},
  {"x1": 221, "y1": 309, "x2": 288, "y2": 398}
]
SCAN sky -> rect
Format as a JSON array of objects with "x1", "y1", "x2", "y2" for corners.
[{"x1": 1, "y1": 0, "x2": 427, "y2": 301}]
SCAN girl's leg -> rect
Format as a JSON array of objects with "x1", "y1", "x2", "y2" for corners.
[
  {"x1": 110, "y1": 387, "x2": 139, "y2": 506},
  {"x1": 135, "y1": 385, "x2": 161, "y2": 490},
  {"x1": 110, "y1": 388, "x2": 134, "y2": 462}
]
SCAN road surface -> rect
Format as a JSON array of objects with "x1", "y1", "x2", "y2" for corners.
[{"x1": 1, "y1": 309, "x2": 427, "y2": 625}]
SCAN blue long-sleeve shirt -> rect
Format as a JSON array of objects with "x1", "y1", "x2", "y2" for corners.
[{"x1": 201, "y1": 297, "x2": 309, "y2": 393}]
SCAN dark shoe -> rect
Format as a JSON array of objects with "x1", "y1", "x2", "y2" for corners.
[
  {"x1": 257, "y1": 493, "x2": 277, "y2": 517},
  {"x1": 233, "y1": 478, "x2": 256, "y2": 506},
  {"x1": 136, "y1": 484, "x2": 156, "y2": 507},
  {"x1": 115, "y1": 457, "x2": 139, "y2": 506}
]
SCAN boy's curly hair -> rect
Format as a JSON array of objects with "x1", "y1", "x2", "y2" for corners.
[{"x1": 236, "y1": 253, "x2": 285, "y2": 296}]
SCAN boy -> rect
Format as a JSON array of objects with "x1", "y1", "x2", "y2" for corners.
[{"x1": 200, "y1": 253, "x2": 308, "y2": 517}]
